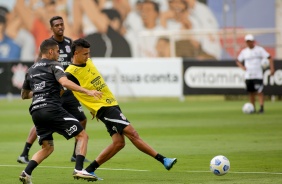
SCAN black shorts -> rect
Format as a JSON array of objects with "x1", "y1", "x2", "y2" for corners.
[
  {"x1": 31, "y1": 107, "x2": 84, "y2": 145},
  {"x1": 245, "y1": 79, "x2": 264, "y2": 93},
  {"x1": 97, "y1": 106, "x2": 130, "y2": 136},
  {"x1": 61, "y1": 90, "x2": 86, "y2": 122}
]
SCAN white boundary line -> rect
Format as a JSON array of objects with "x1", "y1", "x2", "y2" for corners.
[
  {"x1": 1, "y1": 164, "x2": 281, "y2": 175},
  {"x1": 0, "y1": 164, "x2": 149, "y2": 172},
  {"x1": 184, "y1": 171, "x2": 282, "y2": 175}
]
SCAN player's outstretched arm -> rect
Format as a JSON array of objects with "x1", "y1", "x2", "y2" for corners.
[{"x1": 58, "y1": 76, "x2": 102, "y2": 99}]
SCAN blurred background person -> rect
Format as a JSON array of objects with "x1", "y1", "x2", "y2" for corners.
[
  {"x1": 159, "y1": 0, "x2": 199, "y2": 58},
  {"x1": 137, "y1": 0, "x2": 165, "y2": 57},
  {"x1": 73, "y1": 0, "x2": 131, "y2": 57},
  {"x1": 160, "y1": 0, "x2": 195, "y2": 30},
  {"x1": 185, "y1": 0, "x2": 222, "y2": 60},
  {"x1": 236, "y1": 34, "x2": 275, "y2": 114},
  {"x1": 155, "y1": 37, "x2": 171, "y2": 57},
  {"x1": 159, "y1": 0, "x2": 217, "y2": 59},
  {"x1": 0, "y1": 13, "x2": 21, "y2": 61},
  {"x1": 85, "y1": 8, "x2": 132, "y2": 57},
  {"x1": 14, "y1": 0, "x2": 74, "y2": 54},
  {"x1": 0, "y1": 5, "x2": 35, "y2": 61},
  {"x1": 14, "y1": 0, "x2": 52, "y2": 52}
]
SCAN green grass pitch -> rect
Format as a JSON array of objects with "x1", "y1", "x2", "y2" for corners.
[{"x1": 0, "y1": 96, "x2": 281, "y2": 184}]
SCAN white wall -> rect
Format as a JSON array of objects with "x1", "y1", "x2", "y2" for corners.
[{"x1": 92, "y1": 58, "x2": 183, "y2": 97}]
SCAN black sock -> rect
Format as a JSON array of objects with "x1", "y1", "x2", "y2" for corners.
[
  {"x1": 85, "y1": 160, "x2": 100, "y2": 173},
  {"x1": 25, "y1": 160, "x2": 38, "y2": 175},
  {"x1": 72, "y1": 142, "x2": 77, "y2": 158},
  {"x1": 155, "y1": 153, "x2": 165, "y2": 164},
  {"x1": 21, "y1": 142, "x2": 33, "y2": 156},
  {"x1": 75, "y1": 155, "x2": 85, "y2": 170}
]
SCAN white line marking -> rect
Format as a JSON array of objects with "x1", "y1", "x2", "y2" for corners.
[
  {"x1": 184, "y1": 171, "x2": 282, "y2": 175},
  {"x1": 1, "y1": 164, "x2": 281, "y2": 175},
  {"x1": 231, "y1": 171, "x2": 282, "y2": 175}
]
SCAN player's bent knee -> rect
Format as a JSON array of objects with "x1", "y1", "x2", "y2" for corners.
[
  {"x1": 42, "y1": 142, "x2": 54, "y2": 155},
  {"x1": 46, "y1": 146, "x2": 54, "y2": 155},
  {"x1": 114, "y1": 141, "x2": 125, "y2": 150}
]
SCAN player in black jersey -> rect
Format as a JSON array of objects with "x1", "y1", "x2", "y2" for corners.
[
  {"x1": 19, "y1": 39, "x2": 102, "y2": 183},
  {"x1": 17, "y1": 16, "x2": 89, "y2": 164}
]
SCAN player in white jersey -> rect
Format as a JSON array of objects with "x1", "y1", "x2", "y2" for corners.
[{"x1": 236, "y1": 34, "x2": 275, "y2": 113}]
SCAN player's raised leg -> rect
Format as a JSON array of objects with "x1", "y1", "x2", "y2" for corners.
[
  {"x1": 19, "y1": 139, "x2": 54, "y2": 184},
  {"x1": 123, "y1": 124, "x2": 177, "y2": 170},
  {"x1": 85, "y1": 124, "x2": 177, "y2": 176}
]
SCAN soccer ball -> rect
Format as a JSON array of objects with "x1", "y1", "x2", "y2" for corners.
[
  {"x1": 210, "y1": 155, "x2": 230, "y2": 176},
  {"x1": 261, "y1": 58, "x2": 269, "y2": 69},
  {"x1": 242, "y1": 102, "x2": 255, "y2": 114}
]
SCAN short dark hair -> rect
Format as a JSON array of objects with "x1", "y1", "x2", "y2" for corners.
[
  {"x1": 0, "y1": 6, "x2": 9, "y2": 17},
  {"x1": 40, "y1": 39, "x2": 58, "y2": 54},
  {"x1": 0, "y1": 15, "x2": 6, "y2": 24},
  {"x1": 71, "y1": 38, "x2": 91, "y2": 56},
  {"x1": 101, "y1": 9, "x2": 121, "y2": 21},
  {"x1": 158, "y1": 37, "x2": 170, "y2": 43},
  {"x1": 49, "y1": 16, "x2": 63, "y2": 27}
]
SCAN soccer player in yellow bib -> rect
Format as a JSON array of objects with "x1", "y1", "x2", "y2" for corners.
[{"x1": 65, "y1": 38, "x2": 177, "y2": 178}]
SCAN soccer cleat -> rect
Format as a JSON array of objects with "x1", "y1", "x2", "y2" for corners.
[
  {"x1": 70, "y1": 156, "x2": 90, "y2": 162},
  {"x1": 89, "y1": 172, "x2": 104, "y2": 181},
  {"x1": 70, "y1": 156, "x2": 76, "y2": 162},
  {"x1": 19, "y1": 171, "x2": 32, "y2": 184},
  {"x1": 163, "y1": 158, "x2": 177, "y2": 171},
  {"x1": 17, "y1": 156, "x2": 29, "y2": 164},
  {"x1": 73, "y1": 169, "x2": 98, "y2": 181}
]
